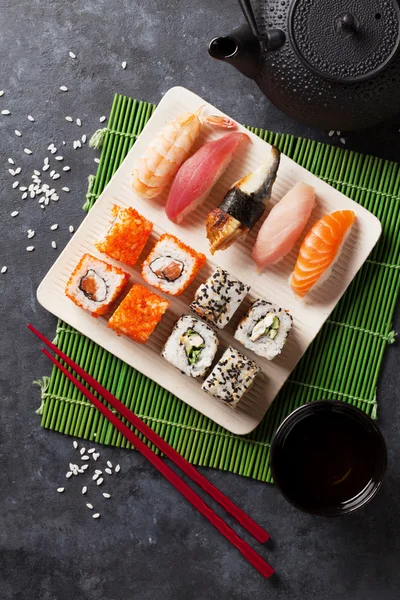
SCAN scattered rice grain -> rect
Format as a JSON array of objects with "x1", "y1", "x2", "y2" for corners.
[
  {"x1": 105, "y1": 468, "x2": 112, "y2": 475},
  {"x1": 1, "y1": 109, "x2": 10, "y2": 115},
  {"x1": 12, "y1": 181, "x2": 19, "y2": 189},
  {"x1": 76, "y1": 118, "x2": 82, "y2": 127},
  {"x1": 0, "y1": 91, "x2": 4, "y2": 96},
  {"x1": 8, "y1": 158, "x2": 15, "y2": 165},
  {"x1": 86, "y1": 503, "x2": 93, "y2": 510},
  {"x1": 60, "y1": 85, "x2": 68, "y2": 92},
  {"x1": 96, "y1": 478, "x2": 104, "y2": 486},
  {"x1": 63, "y1": 166, "x2": 70, "y2": 171},
  {"x1": 121, "y1": 61, "x2": 127, "y2": 69},
  {"x1": 69, "y1": 225, "x2": 74, "y2": 233},
  {"x1": 8, "y1": 169, "x2": 15, "y2": 176},
  {"x1": 42, "y1": 164, "x2": 49, "y2": 171},
  {"x1": 73, "y1": 440, "x2": 78, "y2": 449},
  {"x1": 50, "y1": 223, "x2": 58, "y2": 230},
  {"x1": 51, "y1": 241, "x2": 57, "y2": 249},
  {"x1": 340, "y1": 137, "x2": 346, "y2": 144},
  {"x1": 1, "y1": 266, "x2": 7, "y2": 274},
  {"x1": 92, "y1": 513, "x2": 100, "y2": 519},
  {"x1": 28, "y1": 115, "x2": 35, "y2": 122},
  {"x1": 27, "y1": 230, "x2": 35, "y2": 238},
  {"x1": 115, "y1": 464, "x2": 121, "y2": 473},
  {"x1": 55, "y1": 156, "x2": 63, "y2": 161},
  {"x1": 22, "y1": 192, "x2": 28, "y2": 200},
  {"x1": 94, "y1": 158, "x2": 100, "y2": 164},
  {"x1": 24, "y1": 148, "x2": 32, "y2": 155},
  {"x1": 65, "y1": 116, "x2": 73, "y2": 123},
  {"x1": 69, "y1": 51, "x2": 76, "y2": 59},
  {"x1": 81, "y1": 464, "x2": 89, "y2": 471},
  {"x1": 92, "y1": 473, "x2": 99, "y2": 481},
  {"x1": 81, "y1": 134, "x2": 87, "y2": 143},
  {"x1": 102, "y1": 493, "x2": 111, "y2": 499},
  {"x1": 57, "y1": 487, "x2": 64, "y2": 493},
  {"x1": 11, "y1": 210, "x2": 19, "y2": 217},
  {"x1": 99, "y1": 115, "x2": 106, "y2": 123},
  {"x1": 62, "y1": 187, "x2": 70, "y2": 192},
  {"x1": 14, "y1": 167, "x2": 21, "y2": 175},
  {"x1": 107, "y1": 461, "x2": 113, "y2": 469},
  {"x1": 81, "y1": 455, "x2": 90, "y2": 461},
  {"x1": 15, "y1": 130, "x2": 22, "y2": 137},
  {"x1": 53, "y1": 173, "x2": 60, "y2": 180},
  {"x1": 66, "y1": 471, "x2": 72, "y2": 478},
  {"x1": 82, "y1": 486, "x2": 87, "y2": 495}
]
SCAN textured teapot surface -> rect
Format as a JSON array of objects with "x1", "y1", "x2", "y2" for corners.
[{"x1": 212, "y1": 0, "x2": 400, "y2": 131}]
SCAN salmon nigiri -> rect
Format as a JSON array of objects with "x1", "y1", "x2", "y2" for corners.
[
  {"x1": 290, "y1": 209, "x2": 355, "y2": 298},
  {"x1": 252, "y1": 182, "x2": 315, "y2": 268},
  {"x1": 165, "y1": 132, "x2": 249, "y2": 223}
]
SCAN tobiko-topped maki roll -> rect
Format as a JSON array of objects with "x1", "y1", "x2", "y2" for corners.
[
  {"x1": 142, "y1": 233, "x2": 206, "y2": 296},
  {"x1": 202, "y1": 346, "x2": 259, "y2": 406},
  {"x1": 234, "y1": 299, "x2": 292, "y2": 360},
  {"x1": 65, "y1": 253, "x2": 130, "y2": 317},
  {"x1": 95, "y1": 205, "x2": 153, "y2": 266},
  {"x1": 190, "y1": 267, "x2": 250, "y2": 329},
  {"x1": 162, "y1": 315, "x2": 218, "y2": 377},
  {"x1": 108, "y1": 284, "x2": 169, "y2": 343}
]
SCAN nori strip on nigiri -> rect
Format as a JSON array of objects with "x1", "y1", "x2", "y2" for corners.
[{"x1": 206, "y1": 146, "x2": 280, "y2": 254}]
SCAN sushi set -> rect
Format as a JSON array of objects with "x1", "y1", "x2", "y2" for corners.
[{"x1": 37, "y1": 87, "x2": 382, "y2": 435}]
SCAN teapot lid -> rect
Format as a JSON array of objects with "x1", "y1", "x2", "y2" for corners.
[{"x1": 289, "y1": 0, "x2": 400, "y2": 82}]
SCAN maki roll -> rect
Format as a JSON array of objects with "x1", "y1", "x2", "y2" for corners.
[
  {"x1": 108, "y1": 284, "x2": 170, "y2": 343},
  {"x1": 234, "y1": 300, "x2": 292, "y2": 360},
  {"x1": 65, "y1": 253, "x2": 130, "y2": 317},
  {"x1": 190, "y1": 267, "x2": 250, "y2": 329},
  {"x1": 142, "y1": 233, "x2": 206, "y2": 296},
  {"x1": 202, "y1": 346, "x2": 259, "y2": 407},
  {"x1": 162, "y1": 315, "x2": 218, "y2": 377},
  {"x1": 96, "y1": 205, "x2": 153, "y2": 266}
]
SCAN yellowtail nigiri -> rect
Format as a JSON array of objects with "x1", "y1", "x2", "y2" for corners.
[
  {"x1": 206, "y1": 147, "x2": 280, "y2": 254},
  {"x1": 252, "y1": 182, "x2": 315, "y2": 268}
]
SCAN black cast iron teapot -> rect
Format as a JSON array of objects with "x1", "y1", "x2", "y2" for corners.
[{"x1": 209, "y1": 0, "x2": 400, "y2": 131}]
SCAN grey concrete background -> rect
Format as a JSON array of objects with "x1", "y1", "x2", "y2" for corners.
[{"x1": 0, "y1": 1, "x2": 399, "y2": 599}]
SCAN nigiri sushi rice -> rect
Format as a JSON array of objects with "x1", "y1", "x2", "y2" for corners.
[
  {"x1": 234, "y1": 300, "x2": 292, "y2": 360},
  {"x1": 162, "y1": 315, "x2": 218, "y2": 377},
  {"x1": 142, "y1": 234, "x2": 206, "y2": 296},
  {"x1": 190, "y1": 267, "x2": 250, "y2": 329},
  {"x1": 95, "y1": 205, "x2": 153, "y2": 266},
  {"x1": 65, "y1": 253, "x2": 130, "y2": 317},
  {"x1": 202, "y1": 346, "x2": 259, "y2": 406}
]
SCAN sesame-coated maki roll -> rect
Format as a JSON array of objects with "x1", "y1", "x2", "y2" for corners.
[
  {"x1": 190, "y1": 267, "x2": 250, "y2": 329},
  {"x1": 162, "y1": 315, "x2": 218, "y2": 377},
  {"x1": 234, "y1": 300, "x2": 292, "y2": 360},
  {"x1": 202, "y1": 346, "x2": 259, "y2": 406},
  {"x1": 65, "y1": 253, "x2": 130, "y2": 317},
  {"x1": 108, "y1": 284, "x2": 170, "y2": 343},
  {"x1": 142, "y1": 234, "x2": 206, "y2": 296},
  {"x1": 96, "y1": 205, "x2": 153, "y2": 266}
]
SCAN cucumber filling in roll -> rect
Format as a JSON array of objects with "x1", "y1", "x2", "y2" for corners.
[
  {"x1": 181, "y1": 329, "x2": 205, "y2": 365},
  {"x1": 249, "y1": 313, "x2": 280, "y2": 342}
]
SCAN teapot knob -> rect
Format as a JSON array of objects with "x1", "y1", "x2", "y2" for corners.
[{"x1": 334, "y1": 12, "x2": 359, "y2": 37}]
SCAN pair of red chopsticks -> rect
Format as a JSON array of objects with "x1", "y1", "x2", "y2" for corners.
[{"x1": 28, "y1": 324, "x2": 274, "y2": 579}]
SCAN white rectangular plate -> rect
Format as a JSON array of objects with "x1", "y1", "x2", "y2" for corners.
[{"x1": 37, "y1": 87, "x2": 381, "y2": 435}]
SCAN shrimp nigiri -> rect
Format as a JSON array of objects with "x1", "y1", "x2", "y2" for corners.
[
  {"x1": 165, "y1": 132, "x2": 250, "y2": 224},
  {"x1": 132, "y1": 108, "x2": 236, "y2": 199},
  {"x1": 252, "y1": 182, "x2": 315, "y2": 268},
  {"x1": 290, "y1": 209, "x2": 355, "y2": 298}
]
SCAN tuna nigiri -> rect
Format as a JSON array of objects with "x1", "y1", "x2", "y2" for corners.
[
  {"x1": 252, "y1": 182, "x2": 315, "y2": 268},
  {"x1": 206, "y1": 147, "x2": 281, "y2": 254},
  {"x1": 165, "y1": 132, "x2": 249, "y2": 224},
  {"x1": 290, "y1": 209, "x2": 355, "y2": 298}
]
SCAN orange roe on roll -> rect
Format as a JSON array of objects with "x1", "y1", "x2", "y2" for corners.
[
  {"x1": 96, "y1": 205, "x2": 153, "y2": 266},
  {"x1": 108, "y1": 284, "x2": 170, "y2": 343}
]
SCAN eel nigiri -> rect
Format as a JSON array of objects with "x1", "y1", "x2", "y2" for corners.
[
  {"x1": 252, "y1": 182, "x2": 315, "y2": 268},
  {"x1": 165, "y1": 132, "x2": 249, "y2": 224},
  {"x1": 206, "y1": 146, "x2": 281, "y2": 254},
  {"x1": 290, "y1": 209, "x2": 355, "y2": 298},
  {"x1": 132, "y1": 108, "x2": 236, "y2": 199}
]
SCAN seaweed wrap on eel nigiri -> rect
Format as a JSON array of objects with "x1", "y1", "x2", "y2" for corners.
[{"x1": 206, "y1": 146, "x2": 280, "y2": 254}]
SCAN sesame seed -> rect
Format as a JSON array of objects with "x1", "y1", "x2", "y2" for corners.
[
  {"x1": 105, "y1": 468, "x2": 112, "y2": 475},
  {"x1": 11, "y1": 210, "x2": 19, "y2": 217},
  {"x1": 96, "y1": 478, "x2": 104, "y2": 486},
  {"x1": 66, "y1": 471, "x2": 72, "y2": 478},
  {"x1": 69, "y1": 51, "x2": 76, "y2": 59},
  {"x1": 115, "y1": 464, "x2": 120, "y2": 473},
  {"x1": 102, "y1": 493, "x2": 111, "y2": 499},
  {"x1": 1, "y1": 266, "x2": 7, "y2": 274},
  {"x1": 92, "y1": 513, "x2": 100, "y2": 519},
  {"x1": 60, "y1": 86, "x2": 68, "y2": 92},
  {"x1": 81, "y1": 455, "x2": 90, "y2": 461},
  {"x1": 94, "y1": 158, "x2": 100, "y2": 164},
  {"x1": 57, "y1": 487, "x2": 65, "y2": 493},
  {"x1": 50, "y1": 223, "x2": 58, "y2": 230},
  {"x1": 65, "y1": 116, "x2": 73, "y2": 122},
  {"x1": 14, "y1": 167, "x2": 21, "y2": 175},
  {"x1": 63, "y1": 166, "x2": 70, "y2": 171},
  {"x1": 51, "y1": 241, "x2": 57, "y2": 249},
  {"x1": 22, "y1": 192, "x2": 28, "y2": 200},
  {"x1": 27, "y1": 230, "x2": 35, "y2": 238},
  {"x1": 8, "y1": 158, "x2": 15, "y2": 165},
  {"x1": 99, "y1": 115, "x2": 106, "y2": 123},
  {"x1": 15, "y1": 130, "x2": 22, "y2": 137},
  {"x1": 76, "y1": 118, "x2": 82, "y2": 127},
  {"x1": 107, "y1": 461, "x2": 113, "y2": 468},
  {"x1": 69, "y1": 225, "x2": 74, "y2": 233},
  {"x1": 121, "y1": 61, "x2": 127, "y2": 69},
  {"x1": 81, "y1": 134, "x2": 87, "y2": 143},
  {"x1": 82, "y1": 486, "x2": 87, "y2": 495},
  {"x1": 62, "y1": 187, "x2": 70, "y2": 192},
  {"x1": 24, "y1": 148, "x2": 32, "y2": 155},
  {"x1": 86, "y1": 503, "x2": 93, "y2": 510},
  {"x1": 28, "y1": 115, "x2": 35, "y2": 122},
  {"x1": 1, "y1": 109, "x2": 10, "y2": 115}
]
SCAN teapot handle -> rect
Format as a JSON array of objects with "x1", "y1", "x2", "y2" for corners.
[{"x1": 238, "y1": 0, "x2": 261, "y2": 39}]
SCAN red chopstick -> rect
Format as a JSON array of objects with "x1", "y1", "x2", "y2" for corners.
[
  {"x1": 28, "y1": 324, "x2": 269, "y2": 543},
  {"x1": 29, "y1": 325, "x2": 274, "y2": 578}
]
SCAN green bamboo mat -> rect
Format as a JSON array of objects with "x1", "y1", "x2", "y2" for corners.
[{"x1": 36, "y1": 93, "x2": 399, "y2": 483}]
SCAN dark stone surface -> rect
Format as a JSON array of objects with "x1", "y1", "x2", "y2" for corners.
[{"x1": 0, "y1": 1, "x2": 399, "y2": 599}]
